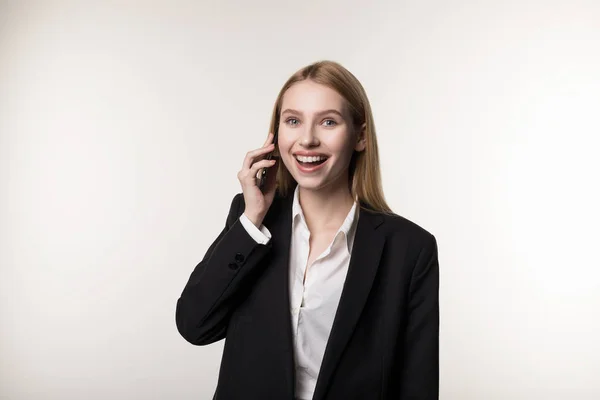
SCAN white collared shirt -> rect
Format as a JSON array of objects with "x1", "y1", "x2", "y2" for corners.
[{"x1": 240, "y1": 186, "x2": 359, "y2": 400}]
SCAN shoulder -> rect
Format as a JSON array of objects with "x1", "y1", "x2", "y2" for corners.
[
  {"x1": 367, "y1": 208, "x2": 436, "y2": 251},
  {"x1": 372, "y1": 210, "x2": 439, "y2": 277},
  {"x1": 230, "y1": 192, "x2": 244, "y2": 211},
  {"x1": 224, "y1": 193, "x2": 245, "y2": 224}
]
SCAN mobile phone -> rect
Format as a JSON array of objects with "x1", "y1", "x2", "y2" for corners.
[{"x1": 259, "y1": 130, "x2": 278, "y2": 190}]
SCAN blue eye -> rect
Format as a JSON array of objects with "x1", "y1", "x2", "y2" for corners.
[{"x1": 284, "y1": 118, "x2": 337, "y2": 127}]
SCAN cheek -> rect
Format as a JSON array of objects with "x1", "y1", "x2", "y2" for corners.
[
  {"x1": 276, "y1": 132, "x2": 293, "y2": 154},
  {"x1": 275, "y1": 137, "x2": 294, "y2": 166},
  {"x1": 328, "y1": 134, "x2": 355, "y2": 159}
]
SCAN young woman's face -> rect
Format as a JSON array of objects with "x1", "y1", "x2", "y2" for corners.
[{"x1": 277, "y1": 80, "x2": 365, "y2": 193}]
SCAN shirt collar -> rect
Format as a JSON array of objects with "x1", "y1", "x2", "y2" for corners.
[{"x1": 291, "y1": 185, "x2": 360, "y2": 254}]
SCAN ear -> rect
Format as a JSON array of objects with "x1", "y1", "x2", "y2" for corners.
[{"x1": 354, "y1": 123, "x2": 367, "y2": 152}]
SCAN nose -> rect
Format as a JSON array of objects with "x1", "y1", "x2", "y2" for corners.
[{"x1": 299, "y1": 125, "x2": 319, "y2": 147}]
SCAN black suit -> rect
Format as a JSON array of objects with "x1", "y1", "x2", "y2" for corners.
[{"x1": 176, "y1": 191, "x2": 439, "y2": 399}]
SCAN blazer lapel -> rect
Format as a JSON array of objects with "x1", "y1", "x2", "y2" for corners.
[{"x1": 311, "y1": 207, "x2": 386, "y2": 400}]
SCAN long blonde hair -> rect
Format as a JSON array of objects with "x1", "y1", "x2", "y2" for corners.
[{"x1": 269, "y1": 60, "x2": 392, "y2": 214}]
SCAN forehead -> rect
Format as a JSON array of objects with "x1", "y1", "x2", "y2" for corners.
[{"x1": 281, "y1": 80, "x2": 346, "y2": 113}]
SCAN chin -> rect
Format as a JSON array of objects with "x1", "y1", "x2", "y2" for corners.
[
  {"x1": 295, "y1": 176, "x2": 345, "y2": 193},
  {"x1": 291, "y1": 176, "x2": 323, "y2": 189},
  {"x1": 295, "y1": 182, "x2": 324, "y2": 191}
]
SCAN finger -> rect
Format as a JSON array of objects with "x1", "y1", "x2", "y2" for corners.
[
  {"x1": 242, "y1": 143, "x2": 275, "y2": 170},
  {"x1": 249, "y1": 158, "x2": 277, "y2": 175},
  {"x1": 262, "y1": 132, "x2": 274, "y2": 147},
  {"x1": 242, "y1": 144, "x2": 275, "y2": 170},
  {"x1": 245, "y1": 159, "x2": 277, "y2": 183},
  {"x1": 238, "y1": 158, "x2": 277, "y2": 185},
  {"x1": 263, "y1": 158, "x2": 279, "y2": 189}
]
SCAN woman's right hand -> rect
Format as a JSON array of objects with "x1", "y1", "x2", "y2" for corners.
[{"x1": 237, "y1": 132, "x2": 278, "y2": 227}]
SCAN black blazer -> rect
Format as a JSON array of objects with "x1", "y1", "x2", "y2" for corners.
[{"x1": 176, "y1": 191, "x2": 439, "y2": 400}]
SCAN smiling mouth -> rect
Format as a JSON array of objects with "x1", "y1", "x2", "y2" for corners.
[
  {"x1": 297, "y1": 159, "x2": 326, "y2": 167},
  {"x1": 294, "y1": 155, "x2": 328, "y2": 166}
]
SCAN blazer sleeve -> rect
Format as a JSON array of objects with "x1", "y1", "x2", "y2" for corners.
[
  {"x1": 399, "y1": 234, "x2": 440, "y2": 399},
  {"x1": 175, "y1": 193, "x2": 273, "y2": 345}
]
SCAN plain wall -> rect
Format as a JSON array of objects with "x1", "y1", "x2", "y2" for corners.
[{"x1": 1, "y1": 1, "x2": 599, "y2": 399}]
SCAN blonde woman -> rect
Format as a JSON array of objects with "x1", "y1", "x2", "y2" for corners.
[{"x1": 176, "y1": 60, "x2": 439, "y2": 400}]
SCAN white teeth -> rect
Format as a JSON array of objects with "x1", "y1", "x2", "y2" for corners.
[{"x1": 295, "y1": 155, "x2": 326, "y2": 163}]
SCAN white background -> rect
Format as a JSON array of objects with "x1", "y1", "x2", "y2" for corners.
[{"x1": 1, "y1": 1, "x2": 599, "y2": 399}]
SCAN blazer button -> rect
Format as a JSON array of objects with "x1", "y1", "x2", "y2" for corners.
[
  {"x1": 234, "y1": 253, "x2": 245, "y2": 263},
  {"x1": 228, "y1": 262, "x2": 239, "y2": 270}
]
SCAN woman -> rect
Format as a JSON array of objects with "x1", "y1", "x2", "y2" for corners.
[{"x1": 176, "y1": 60, "x2": 439, "y2": 400}]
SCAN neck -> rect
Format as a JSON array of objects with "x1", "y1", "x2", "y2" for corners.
[{"x1": 297, "y1": 181, "x2": 355, "y2": 234}]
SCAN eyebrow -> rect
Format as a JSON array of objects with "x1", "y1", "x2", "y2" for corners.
[{"x1": 281, "y1": 108, "x2": 345, "y2": 118}]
